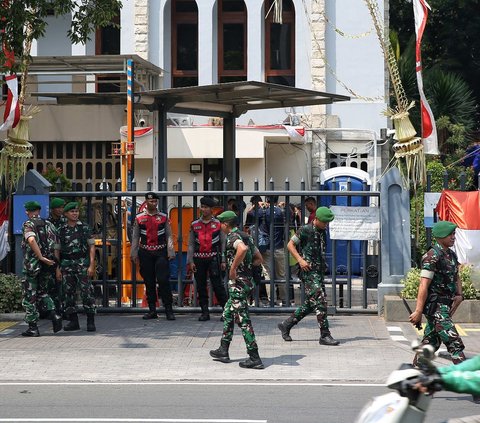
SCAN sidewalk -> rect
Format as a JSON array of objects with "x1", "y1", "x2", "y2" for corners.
[{"x1": 0, "y1": 312, "x2": 477, "y2": 383}]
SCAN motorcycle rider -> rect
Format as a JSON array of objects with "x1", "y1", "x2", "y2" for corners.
[{"x1": 416, "y1": 354, "x2": 480, "y2": 403}]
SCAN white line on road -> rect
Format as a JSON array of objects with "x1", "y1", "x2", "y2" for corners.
[
  {"x1": 0, "y1": 420, "x2": 268, "y2": 422},
  {"x1": 0, "y1": 382, "x2": 385, "y2": 387}
]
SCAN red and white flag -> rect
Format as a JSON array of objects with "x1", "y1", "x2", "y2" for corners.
[
  {"x1": 0, "y1": 74, "x2": 20, "y2": 131},
  {"x1": 436, "y1": 190, "x2": 480, "y2": 267},
  {"x1": 413, "y1": 0, "x2": 439, "y2": 155},
  {"x1": 0, "y1": 200, "x2": 9, "y2": 261}
]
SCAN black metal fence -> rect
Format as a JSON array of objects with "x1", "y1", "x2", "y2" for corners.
[{"x1": 48, "y1": 176, "x2": 381, "y2": 312}]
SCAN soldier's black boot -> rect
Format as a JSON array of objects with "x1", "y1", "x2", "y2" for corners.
[
  {"x1": 209, "y1": 340, "x2": 230, "y2": 363},
  {"x1": 22, "y1": 323, "x2": 40, "y2": 337},
  {"x1": 277, "y1": 316, "x2": 297, "y2": 342},
  {"x1": 165, "y1": 304, "x2": 176, "y2": 321},
  {"x1": 142, "y1": 305, "x2": 158, "y2": 320},
  {"x1": 50, "y1": 311, "x2": 63, "y2": 333},
  {"x1": 198, "y1": 305, "x2": 210, "y2": 321},
  {"x1": 64, "y1": 313, "x2": 80, "y2": 331},
  {"x1": 239, "y1": 349, "x2": 264, "y2": 369},
  {"x1": 319, "y1": 330, "x2": 339, "y2": 346},
  {"x1": 86, "y1": 314, "x2": 96, "y2": 332}
]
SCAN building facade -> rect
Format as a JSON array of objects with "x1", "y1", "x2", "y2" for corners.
[{"x1": 2, "y1": 0, "x2": 389, "y2": 191}]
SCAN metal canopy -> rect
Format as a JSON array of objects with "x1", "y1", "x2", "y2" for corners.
[
  {"x1": 28, "y1": 76, "x2": 350, "y2": 191},
  {"x1": 27, "y1": 54, "x2": 163, "y2": 77},
  {"x1": 139, "y1": 80, "x2": 350, "y2": 118}
]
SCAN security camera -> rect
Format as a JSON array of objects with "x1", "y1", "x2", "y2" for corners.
[{"x1": 139, "y1": 118, "x2": 146, "y2": 127}]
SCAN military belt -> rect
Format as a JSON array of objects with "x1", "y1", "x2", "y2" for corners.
[
  {"x1": 437, "y1": 296, "x2": 453, "y2": 306},
  {"x1": 62, "y1": 252, "x2": 84, "y2": 260}
]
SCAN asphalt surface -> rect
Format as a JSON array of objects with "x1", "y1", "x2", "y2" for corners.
[{"x1": 1, "y1": 311, "x2": 480, "y2": 383}]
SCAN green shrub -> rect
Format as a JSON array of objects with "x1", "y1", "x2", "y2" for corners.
[
  {"x1": 401, "y1": 265, "x2": 479, "y2": 300},
  {"x1": 0, "y1": 273, "x2": 23, "y2": 313}
]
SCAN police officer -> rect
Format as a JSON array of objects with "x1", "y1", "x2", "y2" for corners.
[
  {"x1": 209, "y1": 211, "x2": 264, "y2": 369},
  {"x1": 409, "y1": 220, "x2": 465, "y2": 365},
  {"x1": 46, "y1": 197, "x2": 66, "y2": 315},
  {"x1": 187, "y1": 196, "x2": 227, "y2": 321},
  {"x1": 58, "y1": 202, "x2": 97, "y2": 332},
  {"x1": 21, "y1": 201, "x2": 62, "y2": 336},
  {"x1": 130, "y1": 192, "x2": 176, "y2": 321},
  {"x1": 277, "y1": 206, "x2": 339, "y2": 346}
]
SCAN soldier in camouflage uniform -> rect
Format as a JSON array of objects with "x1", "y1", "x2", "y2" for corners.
[
  {"x1": 45, "y1": 197, "x2": 66, "y2": 316},
  {"x1": 277, "y1": 207, "x2": 339, "y2": 346},
  {"x1": 410, "y1": 220, "x2": 465, "y2": 365},
  {"x1": 58, "y1": 202, "x2": 97, "y2": 332},
  {"x1": 21, "y1": 201, "x2": 63, "y2": 337},
  {"x1": 209, "y1": 211, "x2": 265, "y2": 369}
]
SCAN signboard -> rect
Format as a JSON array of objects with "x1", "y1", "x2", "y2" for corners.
[
  {"x1": 13, "y1": 195, "x2": 49, "y2": 235},
  {"x1": 424, "y1": 192, "x2": 441, "y2": 228},
  {"x1": 329, "y1": 205, "x2": 380, "y2": 241}
]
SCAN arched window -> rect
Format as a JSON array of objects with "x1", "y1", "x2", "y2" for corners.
[
  {"x1": 265, "y1": 0, "x2": 295, "y2": 86},
  {"x1": 76, "y1": 162, "x2": 83, "y2": 179},
  {"x1": 218, "y1": 0, "x2": 247, "y2": 83},
  {"x1": 172, "y1": 0, "x2": 198, "y2": 87}
]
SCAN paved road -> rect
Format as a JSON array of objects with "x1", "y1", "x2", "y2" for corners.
[
  {"x1": 1, "y1": 312, "x2": 480, "y2": 383},
  {"x1": 1, "y1": 313, "x2": 480, "y2": 422}
]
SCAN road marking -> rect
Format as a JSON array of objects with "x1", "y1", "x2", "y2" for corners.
[
  {"x1": 0, "y1": 322, "x2": 17, "y2": 331},
  {"x1": 455, "y1": 324, "x2": 467, "y2": 337},
  {"x1": 390, "y1": 335, "x2": 407, "y2": 341},
  {"x1": 0, "y1": 420, "x2": 266, "y2": 422},
  {"x1": 387, "y1": 326, "x2": 407, "y2": 342},
  {"x1": 464, "y1": 328, "x2": 480, "y2": 332},
  {"x1": 0, "y1": 382, "x2": 385, "y2": 387}
]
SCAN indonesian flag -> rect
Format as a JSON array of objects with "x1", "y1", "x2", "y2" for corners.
[
  {"x1": 0, "y1": 200, "x2": 9, "y2": 262},
  {"x1": 0, "y1": 74, "x2": 20, "y2": 131},
  {"x1": 436, "y1": 190, "x2": 480, "y2": 267},
  {"x1": 413, "y1": 0, "x2": 439, "y2": 155}
]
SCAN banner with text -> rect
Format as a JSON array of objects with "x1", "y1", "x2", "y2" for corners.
[{"x1": 329, "y1": 206, "x2": 380, "y2": 240}]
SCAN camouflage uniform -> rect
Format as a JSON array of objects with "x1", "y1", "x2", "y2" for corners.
[
  {"x1": 278, "y1": 207, "x2": 338, "y2": 345},
  {"x1": 288, "y1": 224, "x2": 331, "y2": 333},
  {"x1": 46, "y1": 214, "x2": 67, "y2": 314},
  {"x1": 21, "y1": 217, "x2": 59, "y2": 324},
  {"x1": 221, "y1": 228, "x2": 259, "y2": 352},
  {"x1": 58, "y1": 221, "x2": 96, "y2": 316},
  {"x1": 419, "y1": 242, "x2": 465, "y2": 363}
]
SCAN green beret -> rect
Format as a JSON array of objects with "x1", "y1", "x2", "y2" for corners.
[
  {"x1": 315, "y1": 206, "x2": 335, "y2": 223},
  {"x1": 24, "y1": 201, "x2": 41, "y2": 212},
  {"x1": 50, "y1": 197, "x2": 65, "y2": 209},
  {"x1": 217, "y1": 210, "x2": 238, "y2": 223},
  {"x1": 64, "y1": 202, "x2": 79, "y2": 213},
  {"x1": 432, "y1": 220, "x2": 457, "y2": 238}
]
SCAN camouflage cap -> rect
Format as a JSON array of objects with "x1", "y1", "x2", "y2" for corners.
[
  {"x1": 315, "y1": 206, "x2": 335, "y2": 222},
  {"x1": 24, "y1": 201, "x2": 41, "y2": 211},
  {"x1": 64, "y1": 202, "x2": 79, "y2": 213},
  {"x1": 432, "y1": 220, "x2": 457, "y2": 238}
]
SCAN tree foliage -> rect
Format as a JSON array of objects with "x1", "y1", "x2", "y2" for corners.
[
  {"x1": 0, "y1": 0, "x2": 122, "y2": 75},
  {"x1": 389, "y1": 0, "x2": 480, "y2": 129}
]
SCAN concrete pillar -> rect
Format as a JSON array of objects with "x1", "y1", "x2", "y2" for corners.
[
  {"x1": 377, "y1": 167, "x2": 411, "y2": 314},
  {"x1": 197, "y1": 0, "x2": 217, "y2": 85}
]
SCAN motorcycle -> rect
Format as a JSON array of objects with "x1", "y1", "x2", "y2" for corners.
[{"x1": 355, "y1": 342, "x2": 442, "y2": 423}]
